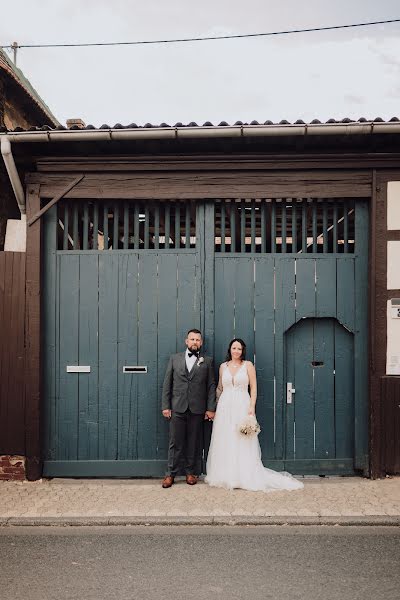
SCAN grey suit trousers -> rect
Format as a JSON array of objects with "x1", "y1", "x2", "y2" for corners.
[{"x1": 167, "y1": 409, "x2": 203, "y2": 476}]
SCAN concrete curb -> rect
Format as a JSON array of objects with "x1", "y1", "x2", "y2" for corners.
[{"x1": 1, "y1": 515, "x2": 399, "y2": 527}]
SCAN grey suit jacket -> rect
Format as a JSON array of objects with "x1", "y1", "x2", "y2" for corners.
[{"x1": 161, "y1": 352, "x2": 216, "y2": 414}]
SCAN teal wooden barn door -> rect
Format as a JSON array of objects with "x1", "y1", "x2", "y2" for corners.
[
  {"x1": 43, "y1": 195, "x2": 369, "y2": 477},
  {"x1": 213, "y1": 198, "x2": 368, "y2": 476},
  {"x1": 43, "y1": 200, "x2": 200, "y2": 477}
]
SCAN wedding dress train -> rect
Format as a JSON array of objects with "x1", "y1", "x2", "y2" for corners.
[{"x1": 205, "y1": 362, "x2": 304, "y2": 492}]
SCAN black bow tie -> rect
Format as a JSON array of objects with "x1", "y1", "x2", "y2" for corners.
[{"x1": 188, "y1": 352, "x2": 199, "y2": 358}]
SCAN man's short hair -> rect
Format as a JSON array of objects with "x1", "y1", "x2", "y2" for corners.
[{"x1": 187, "y1": 328, "x2": 202, "y2": 337}]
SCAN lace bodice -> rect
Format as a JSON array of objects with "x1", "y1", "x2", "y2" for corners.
[{"x1": 222, "y1": 361, "x2": 249, "y2": 393}]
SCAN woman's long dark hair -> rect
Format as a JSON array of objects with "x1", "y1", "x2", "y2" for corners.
[{"x1": 225, "y1": 338, "x2": 246, "y2": 362}]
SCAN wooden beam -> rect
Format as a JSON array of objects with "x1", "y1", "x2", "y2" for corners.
[
  {"x1": 34, "y1": 153, "x2": 400, "y2": 173},
  {"x1": 27, "y1": 175, "x2": 84, "y2": 227},
  {"x1": 25, "y1": 184, "x2": 42, "y2": 480},
  {"x1": 25, "y1": 170, "x2": 372, "y2": 200}
]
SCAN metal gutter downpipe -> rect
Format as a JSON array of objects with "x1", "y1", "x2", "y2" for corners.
[{"x1": 1, "y1": 135, "x2": 25, "y2": 215}]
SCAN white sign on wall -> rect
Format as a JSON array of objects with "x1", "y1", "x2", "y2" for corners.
[{"x1": 386, "y1": 299, "x2": 400, "y2": 375}]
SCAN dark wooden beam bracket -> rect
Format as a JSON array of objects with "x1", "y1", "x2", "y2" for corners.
[{"x1": 27, "y1": 175, "x2": 84, "y2": 227}]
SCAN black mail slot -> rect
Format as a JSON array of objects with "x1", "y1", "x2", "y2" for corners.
[
  {"x1": 123, "y1": 366, "x2": 148, "y2": 374},
  {"x1": 311, "y1": 361, "x2": 324, "y2": 367}
]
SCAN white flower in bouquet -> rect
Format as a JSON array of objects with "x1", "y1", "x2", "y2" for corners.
[
  {"x1": 238, "y1": 415, "x2": 261, "y2": 437},
  {"x1": 197, "y1": 357, "x2": 204, "y2": 366}
]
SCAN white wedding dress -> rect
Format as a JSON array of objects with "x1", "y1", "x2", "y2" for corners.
[{"x1": 205, "y1": 362, "x2": 304, "y2": 492}]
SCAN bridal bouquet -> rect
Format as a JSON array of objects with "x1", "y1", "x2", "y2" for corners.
[{"x1": 238, "y1": 415, "x2": 261, "y2": 437}]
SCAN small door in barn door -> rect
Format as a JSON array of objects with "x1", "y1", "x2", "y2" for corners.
[{"x1": 284, "y1": 318, "x2": 354, "y2": 474}]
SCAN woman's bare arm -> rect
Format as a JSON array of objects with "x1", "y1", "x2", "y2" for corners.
[{"x1": 247, "y1": 361, "x2": 257, "y2": 414}]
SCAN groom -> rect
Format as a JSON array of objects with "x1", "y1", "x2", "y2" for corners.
[{"x1": 161, "y1": 328, "x2": 216, "y2": 488}]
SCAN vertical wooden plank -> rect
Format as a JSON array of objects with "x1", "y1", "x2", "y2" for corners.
[
  {"x1": 286, "y1": 319, "x2": 315, "y2": 459},
  {"x1": 322, "y1": 202, "x2": 328, "y2": 253},
  {"x1": 117, "y1": 253, "x2": 139, "y2": 460},
  {"x1": 302, "y1": 201, "x2": 307, "y2": 253},
  {"x1": 82, "y1": 203, "x2": 89, "y2": 250},
  {"x1": 72, "y1": 202, "x2": 79, "y2": 250},
  {"x1": 144, "y1": 202, "x2": 150, "y2": 249},
  {"x1": 0, "y1": 253, "x2": 5, "y2": 447},
  {"x1": 291, "y1": 202, "x2": 297, "y2": 253},
  {"x1": 274, "y1": 258, "x2": 295, "y2": 460},
  {"x1": 312, "y1": 200, "x2": 317, "y2": 253},
  {"x1": 333, "y1": 202, "x2": 338, "y2": 252},
  {"x1": 240, "y1": 200, "x2": 246, "y2": 253},
  {"x1": 157, "y1": 253, "x2": 178, "y2": 461},
  {"x1": 113, "y1": 201, "x2": 119, "y2": 250},
  {"x1": 123, "y1": 201, "x2": 129, "y2": 249},
  {"x1": 98, "y1": 253, "x2": 119, "y2": 459},
  {"x1": 185, "y1": 201, "x2": 191, "y2": 249},
  {"x1": 177, "y1": 252, "x2": 200, "y2": 346},
  {"x1": 220, "y1": 201, "x2": 226, "y2": 252},
  {"x1": 103, "y1": 203, "x2": 109, "y2": 250},
  {"x1": 0, "y1": 253, "x2": 13, "y2": 449},
  {"x1": 164, "y1": 202, "x2": 170, "y2": 249},
  {"x1": 295, "y1": 259, "x2": 316, "y2": 319},
  {"x1": 337, "y1": 258, "x2": 355, "y2": 332},
  {"x1": 254, "y1": 257, "x2": 275, "y2": 460},
  {"x1": 343, "y1": 202, "x2": 349, "y2": 253},
  {"x1": 234, "y1": 257, "x2": 255, "y2": 360},
  {"x1": 261, "y1": 201, "x2": 266, "y2": 253},
  {"x1": 77, "y1": 254, "x2": 99, "y2": 460},
  {"x1": 196, "y1": 202, "x2": 205, "y2": 335},
  {"x1": 281, "y1": 203, "x2": 287, "y2": 253},
  {"x1": 314, "y1": 319, "x2": 336, "y2": 458},
  {"x1": 214, "y1": 258, "x2": 235, "y2": 366},
  {"x1": 354, "y1": 199, "x2": 369, "y2": 472},
  {"x1": 271, "y1": 200, "x2": 276, "y2": 253},
  {"x1": 230, "y1": 200, "x2": 236, "y2": 252},
  {"x1": 63, "y1": 203, "x2": 69, "y2": 250},
  {"x1": 42, "y1": 207, "x2": 58, "y2": 463},
  {"x1": 251, "y1": 199, "x2": 256, "y2": 253},
  {"x1": 154, "y1": 200, "x2": 160, "y2": 250},
  {"x1": 335, "y1": 323, "x2": 354, "y2": 458},
  {"x1": 204, "y1": 201, "x2": 215, "y2": 358},
  {"x1": 137, "y1": 254, "x2": 158, "y2": 459},
  {"x1": 134, "y1": 201, "x2": 140, "y2": 249},
  {"x1": 0, "y1": 254, "x2": 30, "y2": 450},
  {"x1": 25, "y1": 184, "x2": 42, "y2": 479},
  {"x1": 315, "y1": 258, "x2": 337, "y2": 317},
  {"x1": 174, "y1": 202, "x2": 180, "y2": 249},
  {"x1": 15, "y1": 252, "x2": 26, "y2": 450},
  {"x1": 92, "y1": 202, "x2": 98, "y2": 250},
  {"x1": 58, "y1": 254, "x2": 80, "y2": 460}
]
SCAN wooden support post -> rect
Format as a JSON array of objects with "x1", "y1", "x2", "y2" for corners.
[{"x1": 25, "y1": 184, "x2": 42, "y2": 480}]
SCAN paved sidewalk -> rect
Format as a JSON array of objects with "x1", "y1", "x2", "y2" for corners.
[{"x1": 1, "y1": 476, "x2": 399, "y2": 526}]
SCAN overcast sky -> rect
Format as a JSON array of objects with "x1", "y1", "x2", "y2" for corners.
[{"x1": 1, "y1": 0, "x2": 400, "y2": 127}]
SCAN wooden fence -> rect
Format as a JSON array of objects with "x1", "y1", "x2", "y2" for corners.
[
  {"x1": 0, "y1": 251, "x2": 26, "y2": 454},
  {"x1": 381, "y1": 377, "x2": 400, "y2": 474}
]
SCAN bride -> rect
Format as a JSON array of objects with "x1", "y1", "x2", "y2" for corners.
[{"x1": 205, "y1": 338, "x2": 304, "y2": 492}]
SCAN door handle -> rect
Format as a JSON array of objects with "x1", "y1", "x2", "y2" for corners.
[{"x1": 287, "y1": 382, "x2": 296, "y2": 404}]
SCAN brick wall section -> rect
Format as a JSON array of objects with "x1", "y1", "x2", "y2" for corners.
[{"x1": 0, "y1": 455, "x2": 26, "y2": 480}]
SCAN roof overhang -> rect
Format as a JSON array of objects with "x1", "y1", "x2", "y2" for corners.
[{"x1": 3, "y1": 121, "x2": 400, "y2": 143}]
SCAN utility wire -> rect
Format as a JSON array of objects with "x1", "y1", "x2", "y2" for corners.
[{"x1": 1, "y1": 18, "x2": 400, "y2": 49}]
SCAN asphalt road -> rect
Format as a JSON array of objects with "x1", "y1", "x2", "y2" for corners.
[{"x1": 1, "y1": 526, "x2": 399, "y2": 600}]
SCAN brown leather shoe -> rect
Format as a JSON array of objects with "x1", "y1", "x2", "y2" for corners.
[
  {"x1": 162, "y1": 476, "x2": 174, "y2": 488},
  {"x1": 186, "y1": 474, "x2": 198, "y2": 485}
]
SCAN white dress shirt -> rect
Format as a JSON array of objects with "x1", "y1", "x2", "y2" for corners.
[{"x1": 185, "y1": 348, "x2": 197, "y2": 372}]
